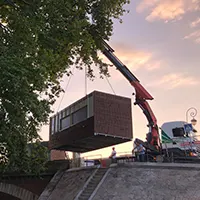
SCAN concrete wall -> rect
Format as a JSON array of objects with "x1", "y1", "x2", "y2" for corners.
[
  {"x1": 0, "y1": 174, "x2": 54, "y2": 200},
  {"x1": 0, "y1": 160, "x2": 70, "y2": 199},
  {"x1": 93, "y1": 163, "x2": 200, "y2": 200},
  {"x1": 0, "y1": 182, "x2": 38, "y2": 200},
  {"x1": 0, "y1": 191, "x2": 20, "y2": 200}
]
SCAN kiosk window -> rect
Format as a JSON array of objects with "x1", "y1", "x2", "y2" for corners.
[
  {"x1": 51, "y1": 118, "x2": 55, "y2": 135},
  {"x1": 60, "y1": 116, "x2": 70, "y2": 130},
  {"x1": 72, "y1": 106, "x2": 87, "y2": 125}
]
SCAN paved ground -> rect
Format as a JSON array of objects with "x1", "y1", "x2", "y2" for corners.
[{"x1": 93, "y1": 162, "x2": 200, "y2": 200}]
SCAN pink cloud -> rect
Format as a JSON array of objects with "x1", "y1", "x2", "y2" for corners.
[
  {"x1": 137, "y1": 0, "x2": 200, "y2": 22},
  {"x1": 136, "y1": 0, "x2": 159, "y2": 13},
  {"x1": 149, "y1": 73, "x2": 199, "y2": 89},
  {"x1": 144, "y1": 61, "x2": 162, "y2": 71},
  {"x1": 99, "y1": 43, "x2": 162, "y2": 73},
  {"x1": 188, "y1": 0, "x2": 200, "y2": 11},
  {"x1": 184, "y1": 30, "x2": 200, "y2": 44},
  {"x1": 190, "y1": 17, "x2": 200, "y2": 28}
]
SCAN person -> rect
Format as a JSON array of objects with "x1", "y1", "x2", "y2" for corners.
[
  {"x1": 132, "y1": 141, "x2": 137, "y2": 156},
  {"x1": 109, "y1": 147, "x2": 117, "y2": 163},
  {"x1": 133, "y1": 140, "x2": 145, "y2": 162}
]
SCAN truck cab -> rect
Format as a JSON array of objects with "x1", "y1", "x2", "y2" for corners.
[{"x1": 161, "y1": 121, "x2": 199, "y2": 158}]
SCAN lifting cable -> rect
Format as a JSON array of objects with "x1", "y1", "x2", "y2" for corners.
[
  {"x1": 105, "y1": 76, "x2": 116, "y2": 95},
  {"x1": 85, "y1": 67, "x2": 116, "y2": 96},
  {"x1": 56, "y1": 66, "x2": 76, "y2": 113},
  {"x1": 56, "y1": 65, "x2": 115, "y2": 113}
]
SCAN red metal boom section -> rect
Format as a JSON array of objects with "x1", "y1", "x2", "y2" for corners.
[{"x1": 131, "y1": 81, "x2": 153, "y2": 100}]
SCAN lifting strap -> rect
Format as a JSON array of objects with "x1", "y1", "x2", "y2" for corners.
[{"x1": 56, "y1": 66, "x2": 75, "y2": 112}]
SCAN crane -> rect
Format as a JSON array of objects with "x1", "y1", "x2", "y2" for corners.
[{"x1": 101, "y1": 40, "x2": 161, "y2": 154}]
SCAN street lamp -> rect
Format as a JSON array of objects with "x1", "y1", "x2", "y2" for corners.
[
  {"x1": 186, "y1": 107, "x2": 197, "y2": 126},
  {"x1": 191, "y1": 118, "x2": 197, "y2": 126}
]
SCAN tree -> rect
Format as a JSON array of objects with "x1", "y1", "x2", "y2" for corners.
[{"x1": 0, "y1": 0, "x2": 130, "y2": 173}]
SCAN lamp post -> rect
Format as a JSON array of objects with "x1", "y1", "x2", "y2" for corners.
[{"x1": 186, "y1": 107, "x2": 197, "y2": 125}]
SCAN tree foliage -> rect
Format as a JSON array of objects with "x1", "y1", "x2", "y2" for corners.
[{"x1": 0, "y1": 0, "x2": 130, "y2": 173}]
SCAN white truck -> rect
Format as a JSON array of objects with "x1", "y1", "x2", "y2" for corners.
[{"x1": 160, "y1": 121, "x2": 199, "y2": 162}]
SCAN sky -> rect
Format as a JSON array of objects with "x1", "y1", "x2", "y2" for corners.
[{"x1": 40, "y1": 0, "x2": 200, "y2": 159}]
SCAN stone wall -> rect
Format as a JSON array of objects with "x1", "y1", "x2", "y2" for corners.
[
  {"x1": 0, "y1": 182, "x2": 38, "y2": 200},
  {"x1": 93, "y1": 163, "x2": 200, "y2": 200},
  {"x1": 0, "y1": 174, "x2": 54, "y2": 200}
]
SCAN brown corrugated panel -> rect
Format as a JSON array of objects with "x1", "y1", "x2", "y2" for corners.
[{"x1": 93, "y1": 91, "x2": 132, "y2": 138}]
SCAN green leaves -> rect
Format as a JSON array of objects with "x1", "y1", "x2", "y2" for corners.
[{"x1": 0, "y1": 0, "x2": 130, "y2": 173}]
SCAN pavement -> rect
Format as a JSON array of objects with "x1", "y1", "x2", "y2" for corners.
[{"x1": 93, "y1": 162, "x2": 200, "y2": 200}]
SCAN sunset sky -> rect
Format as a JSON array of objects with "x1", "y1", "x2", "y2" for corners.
[{"x1": 40, "y1": 0, "x2": 200, "y2": 158}]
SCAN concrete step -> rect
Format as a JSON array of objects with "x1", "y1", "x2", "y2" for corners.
[
  {"x1": 96, "y1": 170, "x2": 107, "y2": 174},
  {"x1": 95, "y1": 172, "x2": 106, "y2": 176},
  {"x1": 78, "y1": 196, "x2": 90, "y2": 200},
  {"x1": 91, "y1": 176, "x2": 103, "y2": 179},
  {"x1": 88, "y1": 180, "x2": 101, "y2": 186},
  {"x1": 80, "y1": 192, "x2": 93, "y2": 197},
  {"x1": 84, "y1": 182, "x2": 100, "y2": 189},
  {"x1": 89, "y1": 177, "x2": 101, "y2": 181},
  {"x1": 89, "y1": 179, "x2": 102, "y2": 184},
  {"x1": 93, "y1": 176, "x2": 105, "y2": 180},
  {"x1": 81, "y1": 191, "x2": 93, "y2": 195},
  {"x1": 82, "y1": 188, "x2": 95, "y2": 193},
  {"x1": 95, "y1": 171, "x2": 107, "y2": 174},
  {"x1": 94, "y1": 173, "x2": 105, "y2": 177},
  {"x1": 90, "y1": 177, "x2": 103, "y2": 182},
  {"x1": 86, "y1": 184, "x2": 99, "y2": 189},
  {"x1": 78, "y1": 193, "x2": 91, "y2": 200}
]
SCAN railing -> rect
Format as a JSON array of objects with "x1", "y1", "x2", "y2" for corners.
[
  {"x1": 115, "y1": 151, "x2": 132, "y2": 157},
  {"x1": 82, "y1": 152, "x2": 135, "y2": 167},
  {"x1": 83, "y1": 154, "x2": 102, "y2": 160}
]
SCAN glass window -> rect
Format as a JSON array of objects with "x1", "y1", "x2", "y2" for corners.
[
  {"x1": 72, "y1": 106, "x2": 87, "y2": 125},
  {"x1": 51, "y1": 117, "x2": 55, "y2": 135},
  {"x1": 172, "y1": 127, "x2": 185, "y2": 137},
  {"x1": 55, "y1": 115, "x2": 58, "y2": 133},
  {"x1": 60, "y1": 116, "x2": 70, "y2": 130}
]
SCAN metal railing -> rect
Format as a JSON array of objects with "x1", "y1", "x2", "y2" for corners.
[
  {"x1": 116, "y1": 151, "x2": 132, "y2": 157},
  {"x1": 83, "y1": 154, "x2": 102, "y2": 160}
]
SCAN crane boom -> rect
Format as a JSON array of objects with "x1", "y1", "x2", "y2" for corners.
[{"x1": 102, "y1": 40, "x2": 161, "y2": 152}]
